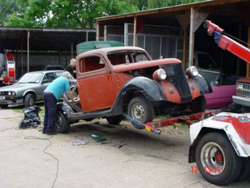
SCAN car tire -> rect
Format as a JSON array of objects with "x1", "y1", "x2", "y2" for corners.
[
  {"x1": 56, "y1": 111, "x2": 70, "y2": 133},
  {"x1": 106, "y1": 115, "x2": 123, "y2": 125},
  {"x1": 195, "y1": 132, "x2": 242, "y2": 185},
  {"x1": 0, "y1": 104, "x2": 8, "y2": 108},
  {"x1": 128, "y1": 96, "x2": 154, "y2": 129},
  {"x1": 191, "y1": 95, "x2": 206, "y2": 113},
  {"x1": 24, "y1": 93, "x2": 35, "y2": 107},
  {"x1": 235, "y1": 157, "x2": 250, "y2": 182}
]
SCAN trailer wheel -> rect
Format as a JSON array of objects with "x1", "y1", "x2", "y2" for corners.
[
  {"x1": 128, "y1": 96, "x2": 154, "y2": 129},
  {"x1": 56, "y1": 111, "x2": 70, "y2": 133},
  {"x1": 106, "y1": 115, "x2": 123, "y2": 125},
  {"x1": 24, "y1": 93, "x2": 35, "y2": 107},
  {"x1": 195, "y1": 132, "x2": 242, "y2": 185},
  {"x1": 235, "y1": 157, "x2": 250, "y2": 182},
  {"x1": 191, "y1": 95, "x2": 206, "y2": 113}
]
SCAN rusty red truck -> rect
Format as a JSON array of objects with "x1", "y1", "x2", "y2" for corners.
[{"x1": 56, "y1": 42, "x2": 212, "y2": 133}]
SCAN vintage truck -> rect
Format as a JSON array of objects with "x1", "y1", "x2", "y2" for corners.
[{"x1": 56, "y1": 42, "x2": 212, "y2": 133}]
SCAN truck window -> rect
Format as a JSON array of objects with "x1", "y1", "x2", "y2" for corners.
[{"x1": 79, "y1": 56, "x2": 105, "y2": 73}]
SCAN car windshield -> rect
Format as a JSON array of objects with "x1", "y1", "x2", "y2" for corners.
[
  {"x1": 199, "y1": 70, "x2": 220, "y2": 85},
  {"x1": 18, "y1": 72, "x2": 43, "y2": 84}
]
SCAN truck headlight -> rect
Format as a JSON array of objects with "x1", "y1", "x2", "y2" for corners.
[
  {"x1": 186, "y1": 66, "x2": 198, "y2": 78},
  {"x1": 236, "y1": 84, "x2": 243, "y2": 90},
  {"x1": 153, "y1": 68, "x2": 167, "y2": 81}
]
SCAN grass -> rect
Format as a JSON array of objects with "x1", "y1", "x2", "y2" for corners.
[{"x1": 13, "y1": 105, "x2": 45, "y2": 118}]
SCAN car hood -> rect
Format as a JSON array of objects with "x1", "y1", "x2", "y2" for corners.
[
  {"x1": 112, "y1": 58, "x2": 181, "y2": 73},
  {"x1": 0, "y1": 83, "x2": 38, "y2": 91}
]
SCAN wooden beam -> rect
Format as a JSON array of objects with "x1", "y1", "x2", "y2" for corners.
[
  {"x1": 176, "y1": 11, "x2": 190, "y2": 68},
  {"x1": 188, "y1": 8, "x2": 209, "y2": 66},
  {"x1": 133, "y1": 16, "x2": 137, "y2": 46},
  {"x1": 96, "y1": 21, "x2": 100, "y2": 41},
  {"x1": 247, "y1": 27, "x2": 250, "y2": 77}
]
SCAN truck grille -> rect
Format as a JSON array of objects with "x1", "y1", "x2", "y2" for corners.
[
  {"x1": 162, "y1": 64, "x2": 192, "y2": 103},
  {"x1": 243, "y1": 84, "x2": 250, "y2": 90}
]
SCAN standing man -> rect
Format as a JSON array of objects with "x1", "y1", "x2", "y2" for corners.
[
  {"x1": 43, "y1": 71, "x2": 75, "y2": 135},
  {"x1": 66, "y1": 58, "x2": 76, "y2": 78}
]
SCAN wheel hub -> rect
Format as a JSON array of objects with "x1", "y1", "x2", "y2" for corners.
[
  {"x1": 200, "y1": 142, "x2": 225, "y2": 175},
  {"x1": 132, "y1": 103, "x2": 145, "y2": 121}
]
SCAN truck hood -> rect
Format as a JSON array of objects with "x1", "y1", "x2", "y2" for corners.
[
  {"x1": 112, "y1": 58, "x2": 181, "y2": 73},
  {"x1": 237, "y1": 77, "x2": 250, "y2": 83}
]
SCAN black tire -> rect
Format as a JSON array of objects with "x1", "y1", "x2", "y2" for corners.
[
  {"x1": 0, "y1": 104, "x2": 8, "y2": 108},
  {"x1": 106, "y1": 115, "x2": 123, "y2": 125},
  {"x1": 56, "y1": 111, "x2": 70, "y2": 133},
  {"x1": 128, "y1": 96, "x2": 154, "y2": 129},
  {"x1": 24, "y1": 93, "x2": 35, "y2": 107},
  {"x1": 191, "y1": 95, "x2": 206, "y2": 113},
  {"x1": 235, "y1": 157, "x2": 250, "y2": 182},
  {"x1": 195, "y1": 132, "x2": 242, "y2": 185}
]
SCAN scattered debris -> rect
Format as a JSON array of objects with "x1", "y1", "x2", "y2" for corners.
[
  {"x1": 90, "y1": 133, "x2": 106, "y2": 142},
  {"x1": 72, "y1": 140, "x2": 88, "y2": 146}
]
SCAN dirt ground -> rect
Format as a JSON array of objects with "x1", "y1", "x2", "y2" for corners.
[{"x1": 1, "y1": 108, "x2": 250, "y2": 188}]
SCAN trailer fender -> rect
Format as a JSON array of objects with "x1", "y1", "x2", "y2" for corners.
[{"x1": 189, "y1": 112, "x2": 250, "y2": 163}]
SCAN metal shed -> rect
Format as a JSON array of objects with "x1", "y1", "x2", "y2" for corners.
[{"x1": 95, "y1": 0, "x2": 250, "y2": 76}]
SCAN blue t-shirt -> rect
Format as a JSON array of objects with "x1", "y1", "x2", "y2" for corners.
[{"x1": 44, "y1": 76, "x2": 70, "y2": 100}]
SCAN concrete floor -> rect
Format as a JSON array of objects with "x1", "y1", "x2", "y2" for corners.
[{"x1": 0, "y1": 108, "x2": 250, "y2": 188}]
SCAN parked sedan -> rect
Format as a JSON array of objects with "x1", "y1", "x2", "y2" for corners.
[{"x1": 0, "y1": 70, "x2": 63, "y2": 108}]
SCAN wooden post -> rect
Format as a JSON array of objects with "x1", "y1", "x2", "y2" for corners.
[
  {"x1": 133, "y1": 16, "x2": 137, "y2": 46},
  {"x1": 27, "y1": 31, "x2": 30, "y2": 73},
  {"x1": 247, "y1": 27, "x2": 250, "y2": 77},
  {"x1": 237, "y1": 22, "x2": 242, "y2": 75},
  {"x1": 96, "y1": 21, "x2": 100, "y2": 41},
  {"x1": 183, "y1": 28, "x2": 187, "y2": 69}
]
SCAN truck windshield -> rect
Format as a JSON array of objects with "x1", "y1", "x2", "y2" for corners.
[{"x1": 18, "y1": 73, "x2": 43, "y2": 84}]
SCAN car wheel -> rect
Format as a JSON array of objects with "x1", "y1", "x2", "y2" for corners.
[
  {"x1": 56, "y1": 111, "x2": 70, "y2": 133},
  {"x1": 0, "y1": 104, "x2": 8, "y2": 108},
  {"x1": 195, "y1": 132, "x2": 242, "y2": 185},
  {"x1": 24, "y1": 93, "x2": 35, "y2": 107},
  {"x1": 128, "y1": 96, "x2": 154, "y2": 129},
  {"x1": 235, "y1": 157, "x2": 250, "y2": 182},
  {"x1": 191, "y1": 95, "x2": 206, "y2": 113},
  {"x1": 106, "y1": 115, "x2": 123, "y2": 125}
]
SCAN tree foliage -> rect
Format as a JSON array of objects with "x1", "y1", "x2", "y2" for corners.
[{"x1": 2, "y1": 0, "x2": 205, "y2": 28}]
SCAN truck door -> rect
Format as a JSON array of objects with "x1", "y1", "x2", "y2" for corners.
[{"x1": 77, "y1": 55, "x2": 116, "y2": 113}]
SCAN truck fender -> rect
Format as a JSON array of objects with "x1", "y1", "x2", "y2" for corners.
[
  {"x1": 110, "y1": 76, "x2": 165, "y2": 115},
  {"x1": 57, "y1": 102, "x2": 74, "y2": 120},
  {"x1": 189, "y1": 112, "x2": 250, "y2": 163},
  {"x1": 193, "y1": 74, "x2": 212, "y2": 94}
]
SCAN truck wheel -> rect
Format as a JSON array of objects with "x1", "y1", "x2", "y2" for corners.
[
  {"x1": 106, "y1": 115, "x2": 123, "y2": 125},
  {"x1": 191, "y1": 95, "x2": 206, "y2": 113},
  {"x1": 56, "y1": 111, "x2": 70, "y2": 133},
  {"x1": 24, "y1": 93, "x2": 35, "y2": 107},
  {"x1": 0, "y1": 104, "x2": 8, "y2": 108},
  {"x1": 128, "y1": 96, "x2": 154, "y2": 129},
  {"x1": 195, "y1": 132, "x2": 242, "y2": 185},
  {"x1": 235, "y1": 157, "x2": 250, "y2": 182}
]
